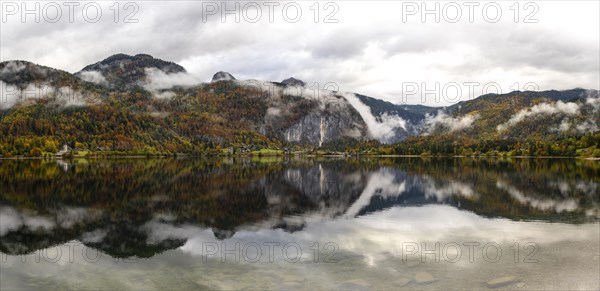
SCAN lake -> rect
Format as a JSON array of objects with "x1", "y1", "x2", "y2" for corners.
[{"x1": 1, "y1": 157, "x2": 598, "y2": 290}]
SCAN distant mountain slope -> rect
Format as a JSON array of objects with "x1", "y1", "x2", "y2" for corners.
[
  {"x1": 351, "y1": 94, "x2": 432, "y2": 143},
  {"x1": 356, "y1": 94, "x2": 435, "y2": 123},
  {"x1": 0, "y1": 60, "x2": 101, "y2": 90},
  {"x1": 1, "y1": 54, "x2": 598, "y2": 156},
  {"x1": 77, "y1": 53, "x2": 186, "y2": 89},
  {"x1": 442, "y1": 89, "x2": 599, "y2": 140}
]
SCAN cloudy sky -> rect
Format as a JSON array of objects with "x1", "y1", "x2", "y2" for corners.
[{"x1": 1, "y1": 1, "x2": 598, "y2": 105}]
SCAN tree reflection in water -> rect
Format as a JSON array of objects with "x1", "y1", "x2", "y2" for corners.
[{"x1": 1, "y1": 157, "x2": 598, "y2": 258}]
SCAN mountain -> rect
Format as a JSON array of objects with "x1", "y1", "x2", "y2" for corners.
[
  {"x1": 389, "y1": 89, "x2": 600, "y2": 156},
  {"x1": 211, "y1": 71, "x2": 236, "y2": 82},
  {"x1": 3, "y1": 158, "x2": 594, "y2": 257},
  {"x1": 77, "y1": 53, "x2": 186, "y2": 89},
  {"x1": 0, "y1": 159, "x2": 368, "y2": 256},
  {"x1": 443, "y1": 89, "x2": 599, "y2": 140},
  {"x1": 251, "y1": 78, "x2": 369, "y2": 146},
  {"x1": 0, "y1": 55, "x2": 372, "y2": 155},
  {"x1": 0, "y1": 60, "x2": 102, "y2": 90},
  {"x1": 356, "y1": 94, "x2": 435, "y2": 123},
  {"x1": 354, "y1": 94, "x2": 436, "y2": 143},
  {"x1": 1, "y1": 54, "x2": 599, "y2": 157},
  {"x1": 281, "y1": 77, "x2": 306, "y2": 87}
]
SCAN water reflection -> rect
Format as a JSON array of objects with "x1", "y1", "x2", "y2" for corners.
[
  {"x1": 0, "y1": 157, "x2": 599, "y2": 289},
  {"x1": 0, "y1": 157, "x2": 598, "y2": 258}
]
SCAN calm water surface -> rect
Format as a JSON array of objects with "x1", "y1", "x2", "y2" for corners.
[{"x1": 1, "y1": 157, "x2": 599, "y2": 290}]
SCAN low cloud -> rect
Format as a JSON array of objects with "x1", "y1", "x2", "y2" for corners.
[
  {"x1": 143, "y1": 68, "x2": 203, "y2": 91},
  {"x1": 237, "y1": 80, "x2": 408, "y2": 143},
  {"x1": 555, "y1": 118, "x2": 572, "y2": 132},
  {"x1": 78, "y1": 70, "x2": 108, "y2": 85},
  {"x1": 0, "y1": 61, "x2": 26, "y2": 77},
  {"x1": 585, "y1": 90, "x2": 600, "y2": 111},
  {"x1": 424, "y1": 110, "x2": 477, "y2": 134},
  {"x1": 266, "y1": 107, "x2": 282, "y2": 117},
  {"x1": 576, "y1": 120, "x2": 599, "y2": 133},
  {"x1": 1, "y1": 81, "x2": 96, "y2": 109},
  {"x1": 154, "y1": 91, "x2": 176, "y2": 100},
  {"x1": 497, "y1": 101, "x2": 580, "y2": 131},
  {"x1": 141, "y1": 68, "x2": 205, "y2": 99},
  {"x1": 1, "y1": 81, "x2": 54, "y2": 109},
  {"x1": 237, "y1": 79, "x2": 337, "y2": 103},
  {"x1": 340, "y1": 92, "x2": 408, "y2": 143},
  {"x1": 587, "y1": 97, "x2": 600, "y2": 110},
  {"x1": 575, "y1": 91, "x2": 600, "y2": 133}
]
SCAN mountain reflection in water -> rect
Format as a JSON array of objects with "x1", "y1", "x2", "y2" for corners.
[{"x1": 1, "y1": 157, "x2": 597, "y2": 259}]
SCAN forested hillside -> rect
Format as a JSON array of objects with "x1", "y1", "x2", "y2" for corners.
[{"x1": 1, "y1": 55, "x2": 598, "y2": 157}]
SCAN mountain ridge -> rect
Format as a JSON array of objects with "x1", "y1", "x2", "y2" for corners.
[{"x1": 1, "y1": 54, "x2": 598, "y2": 157}]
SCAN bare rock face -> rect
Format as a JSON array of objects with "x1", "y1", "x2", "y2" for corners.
[
  {"x1": 260, "y1": 91, "x2": 368, "y2": 147},
  {"x1": 281, "y1": 165, "x2": 367, "y2": 216},
  {"x1": 211, "y1": 71, "x2": 236, "y2": 82},
  {"x1": 281, "y1": 77, "x2": 306, "y2": 87},
  {"x1": 282, "y1": 110, "x2": 365, "y2": 146}
]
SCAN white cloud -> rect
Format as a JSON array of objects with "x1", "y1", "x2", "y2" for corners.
[
  {"x1": 556, "y1": 118, "x2": 571, "y2": 132},
  {"x1": 0, "y1": 61, "x2": 26, "y2": 76},
  {"x1": 143, "y1": 68, "x2": 203, "y2": 91},
  {"x1": 424, "y1": 110, "x2": 477, "y2": 134},
  {"x1": 573, "y1": 91, "x2": 600, "y2": 133},
  {"x1": 236, "y1": 79, "x2": 338, "y2": 103},
  {"x1": 341, "y1": 92, "x2": 408, "y2": 142},
  {"x1": 586, "y1": 95, "x2": 600, "y2": 111},
  {"x1": 0, "y1": 82, "x2": 96, "y2": 109},
  {"x1": 236, "y1": 79, "x2": 408, "y2": 143},
  {"x1": 0, "y1": 82, "x2": 55, "y2": 109},
  {"x1": 1, "y1": 81, "x2": 21, "y2": 109},
  {"x1": 266, "y1": 107, "x2": 281, "y2": 117},
  {"x1": 497, "y1": 101, "x2": 580, "y2": 131},
  {"x1": 1, "y1": 1, "x2": 597, "y2": 106},
  {"x1": 77, "y1": 70, "x2": 107, "y2": 85},
  {"x1": 576, "y1": 120, "x2": 599, "y2": 133},
  {"x1": 154, "y1": 91, "x2": 177, "y2": 100}
]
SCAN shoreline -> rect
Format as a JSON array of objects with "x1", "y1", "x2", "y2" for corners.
[{"x1": 1, "y1": 155, "x2": 599, "y2": 160}]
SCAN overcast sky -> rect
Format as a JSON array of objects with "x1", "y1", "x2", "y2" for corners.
[{"x1": 1, "y1": 1, "x2": 598, "y2": 105}]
